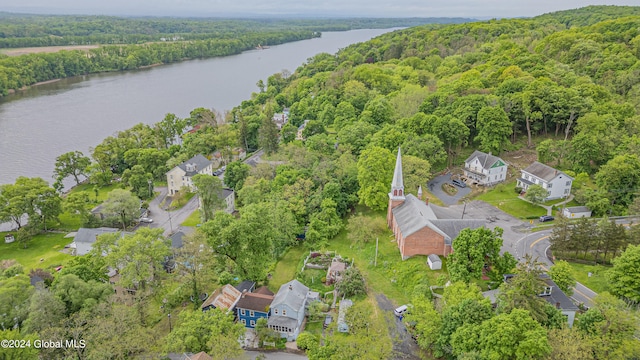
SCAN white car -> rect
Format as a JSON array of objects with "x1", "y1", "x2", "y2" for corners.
[
  {"x1": 140, "y1": 217, "x2": 154, "y2": 223},
  {"x1": 394, "y1": 304, "x2": 409, "y2": 318}
]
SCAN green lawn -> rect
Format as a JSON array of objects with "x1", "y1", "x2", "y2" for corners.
[
  {"x1": 268, "y1": 245, "x2": 307, "y2": 292},
  {"x1": 68, "y1": 183, "x2": 120, "y2": 203},
  {"x1": 475, "y1": 182, "x2": 546, "y2": 219},
  {"x1": 0, "y1": 231, "x2": 73, "y2": 271},
  {"x1": 565, "y1": 261, "x2": 611, "y2": 294},
  {"x1": 181, "y1": 210, "x2": 202, "y2": 227}
]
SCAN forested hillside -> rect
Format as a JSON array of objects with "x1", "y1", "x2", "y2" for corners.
[
  {"x1": 0, "y1": 15, "x2": 473, "y2": 96},
  {"x1": 230, "y1": 5, "x2": 640, "y2": 215}
]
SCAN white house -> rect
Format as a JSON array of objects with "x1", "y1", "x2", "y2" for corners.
[
  {"x1": 463, "y1": 150, "x2": 508, "y2": 186},
  {"x1": 267, "y1": 279, "x2": 309, "y2": 341},
  {"x1": 517, "y1": 162, "x2": 573, "y2": 200},
  {"x1": 166, "y1": 154, "x2": 213, "y2": 195},
  {"x1": 562, "y1": 206, "x2": 592, "y2": 219}
]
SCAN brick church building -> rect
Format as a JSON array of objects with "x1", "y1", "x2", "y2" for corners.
[{"x1": 387, "y1": 148, "x2": 485, "y2": 260}]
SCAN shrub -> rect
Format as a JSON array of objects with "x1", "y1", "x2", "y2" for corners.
[{"x1": 296, "y1": 332, "x2": 317, "y2": 350}]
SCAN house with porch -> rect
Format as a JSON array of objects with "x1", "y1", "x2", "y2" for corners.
[
  {"x1": 463, "y1": 150, "x2": 508, "y2": 186},
  {"x1": 166, "y1": 154, "x2": 213, "y2": 196},
  {"x1": 267, "y1": 279, "x2": 309, "y2": 341},
  {"x1": 236, "y1": 286, "x2": 275, "y2": 328},
  {"x1": 517, "y1": 162, "x2": 573, "y2": 200}
]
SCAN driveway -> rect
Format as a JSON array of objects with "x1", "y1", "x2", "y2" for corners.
[
  {"x1": 374, "y1": 293, "x2": 421, "y2": 360},
  {"x1": 147, "y1": 186, "x2": 199, "y2": 237},
  {"x1": 427, "y1": 174, "x2": 472, "y2": 205}
]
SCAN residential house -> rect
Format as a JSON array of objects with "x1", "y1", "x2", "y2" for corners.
[
  {"x1": 272, "y1": 112, "x2": 289, "y2": 129},
  {"x1": 337, "y1": 299, "x2": 353, "y2": 333},
  {"x1": 517, "y1": 162, "x2": 573, "y2": 200},
  {"x1": 195, "y1": 187, "x2": 235, "y2": 215},
  {"x1": 387, "y1": 148, "x2": 486, "y2": 259},
  {"x1": 70, "y1": 227, "x2": 125, "y2": 256},
  {"x1": 296, "y1": 120, "x2": 310, "y2": 140},
  {"x1": 463, "y1": 150, "x2": 508, "y2": 186},
  {"x1": 267, "y1": 279, "x2": 309, "y2": 341},
  {"x1": 201, "y1": 284, "x2": 242, "y2": 312},
  {"x1": 210, "y1": 148, "x2": 247, "y2": 168},
  {"x1": 236, "y1": 286, "x2": 275, "y2": 328},
  {"x1": 166, "y1": 154, "x2": 213, "y2": 196},
  {"x1": 482, "y1": 275, "x2": 579, "y2": 328},
  {"x1": 562, "y1": 206, "x2": 592, "y2": 219}
]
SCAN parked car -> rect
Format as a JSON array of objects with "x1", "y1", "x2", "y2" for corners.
[
  {"x1": 452, "y1": 179, "x2": 467, "y2": 188},
  {"x1": 140, "y1": 217, "x2": 154, "y2": 223},
  {"x1": 394, "y1": 304, "x2": 410, "y2": 318},
  {"x1": 539, "y1": 215, "x2": 554, "y2": 222}
]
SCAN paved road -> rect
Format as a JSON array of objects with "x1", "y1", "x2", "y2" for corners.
[
  {"x1": 238, "y1": 351, "x2": 307, "y2": 359},
  {"x1": 374, "y1": 293, "x2": 421, "y2": 360},
  {"x1": 427, "y1": 174, "x2": 472, "y2": 205},
  {"x1": 147, "y1": 186, "x2": 199, "y2": 237}
]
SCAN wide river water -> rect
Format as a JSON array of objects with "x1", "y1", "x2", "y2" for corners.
[{"x1": 0, "y1": 28, "x2": 398, "y2": 186}]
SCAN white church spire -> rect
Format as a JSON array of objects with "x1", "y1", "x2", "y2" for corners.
[{"x1": 390, "y1": 147, "x2": 405, "y2": 200}]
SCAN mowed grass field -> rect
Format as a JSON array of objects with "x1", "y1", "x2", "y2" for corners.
[{"x1": 0, "y1": 231, "x2": 73, "y2": 272}]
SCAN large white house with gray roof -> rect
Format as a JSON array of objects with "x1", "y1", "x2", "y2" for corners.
[
  {"x1": 517, "y1": 161, "x2": 573, "y2": 200},
  {"x1": 387, "y1": 148, "x2": 485, "y2": 259},
  {"x1": 267, "y1": 279, "x2": 309, "y2": 341},
  {"x1": 166, "y1": 154, "x2": 213, "y2": 195},
  {"x1": 464, "y1": 150, "x2": 508, "y2": 186},
  {"x1": 70, "y1": 227, "x2": 129, "y2": 256}
]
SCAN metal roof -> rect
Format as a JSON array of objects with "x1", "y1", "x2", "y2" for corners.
[
  {"x1": 465, "y1": 150, "x2": 505, "y2": 170},
  {"x1": 522, "y1": 161, "x2": 573, "y2": 182}
]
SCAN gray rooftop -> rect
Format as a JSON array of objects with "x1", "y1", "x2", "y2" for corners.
[
  {"x1": 564, "y1": 206, "x2": 591, "y2": 213},
  {"x1": 427, "y1": 254, "x2": 442, "y2": 263},
  {"x1": 522, "y1": 162, "x2": 573, "y2": 182},
  {"x1": 220, "y1": 188, "x2": 234, "y2": 200},
  {"x1": 73, "y1": 227, "x2": 122, "y2": 256},
  {"x1": 271, "y1": 279, "x2": 309, "y2": 312},
  {"x1": 170, "y1": 231, "x2": 185, "y2": 249},
  {"x1": 543, "y1": 277, "x2": 579, "y2": 311},
  {"x1": 177, "y1": 154, "x2": 212, "y2": 177},
  {"x1": 392, "y1": 195, "x2": 485, "y2": 244},
  {"x1": 465, "y1": 150, "x2": 505, "y2": 170}
]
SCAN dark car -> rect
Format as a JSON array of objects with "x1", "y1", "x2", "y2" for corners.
[
  {"x1": 452, "y1": 179, "x2": 467, "y2": 188},
  {"x1": 539, "y1": 215, "x2": 555, "y2": 222}
]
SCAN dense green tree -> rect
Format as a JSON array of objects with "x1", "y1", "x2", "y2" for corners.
[
  {"x1": 607, "y1": 245, "x2": 640, "y2": 302},
  {"x1": 402, "y1": 154, "x2": 432, "y2": 196},
  {"x1": 224, "y1": 161, "x2": 251, "y2": 192},
  {"x1": 165, "y1": 308, "x2": 244, "y2": 356},
  {"x1": 0, "y1": 177, "x2": 61, "y2": 230},
  {"x1": 258, "y1": 113, "x2": 279, "y2": 154},
  {"x1": 23, "y1": 289, "x2": 66, "y2": 334},
  {"x1": 404, "y1": 295, "x2": 442, "y2": 352},
  {"x1": 52, "y1": 273, "x2": 112, "y2": 315},
  {"x1": 547, "y1": 260, "x2": 575, "y2": 295},
  {"x1": 0, "y1": 275, "x2": 33, "y2": 330},
  {"x1": 0, "y1": 330, "x2": 39, "y2": 359},
  {"x1": 447, "y1": 227, "x2": 505, "y2": 283},
  {"x1": 103, "y1": 228, "x2": 170, "y2": 291},
  {"x1": 102, "y1": 188, "x2": 140, "y2": 230},
  {"x1": 191, "y1": 174, "x2": 224, "y2": 222},
  {"x1": 306, "y1": 198, "x2": 343, "y2": 247},
  {"x1": 595, "y1": 154, "x2": 640, "y2": 211},
  {"x1": 435, "y1": 298, "x2": 494, "y2": 358},
  {"x1": 53, "y1": 151, "x2": 91, "y2": 189},
  {"x1": 346, "y1": 213, "x2": 386, "y2": 246},
  {"x1": 356, "y1": 146, "x2": 394, "y2": 211},
  {"x1": 121, "y1": 164, "x2": 154, "y2": 199},
  {"x1": 334, "y1": 267, "x2": 366, "y2": 297},
  {"x1": 475, "y1": 106, "x2": 512, "y2": 154},
  {"x1": 175, "y1": 231, "x2": 217, "y2": 309},
  {"x1": 525, "y1": 184, "x2": 549, "y2": 204},
  {"x1": 451, "y1": 309, "x2": 551, "y2": 360},
  {"x1": 63, "y1": 191, "x2": 93, "y2": 226},
  {"x1": 337, "y1": 121, "x2": 379, "y2": 155}
]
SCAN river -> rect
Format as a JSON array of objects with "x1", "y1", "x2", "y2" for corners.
[{"x1": 0, "y1": 28, "x2": 398, "y2": 187}]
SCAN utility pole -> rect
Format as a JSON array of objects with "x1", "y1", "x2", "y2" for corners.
[
  {"x1": 374, "y1": 237, "x2": 379, "y2": 267},
  {"x1": 461, "y1": 200, "x2": 467, "y2": 219}
]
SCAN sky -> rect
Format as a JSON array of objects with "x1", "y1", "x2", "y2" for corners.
[{"x1": 0, "y1": 0, "x2": 638, "y2": 18}]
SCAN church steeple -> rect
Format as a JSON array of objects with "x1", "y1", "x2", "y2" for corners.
[{"x1": 389, "y1": 147, "x2": 405, "y2": 201}]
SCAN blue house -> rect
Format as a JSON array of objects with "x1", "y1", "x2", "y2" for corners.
[{"x1": 235, "y1": 286, "x2": 274, "y2": 328}]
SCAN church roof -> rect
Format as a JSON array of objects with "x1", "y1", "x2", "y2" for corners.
[{"x1": 392, "y1": 195, "x2": 485, "y2": 245}]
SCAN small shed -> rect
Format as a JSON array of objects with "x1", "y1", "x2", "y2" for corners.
[
  {"x1": 427, "y1": 254, "x2": 442, "y2": 270},
  {"x1": 562, "y1": 206, "x2": 592, "y2": 219}
]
